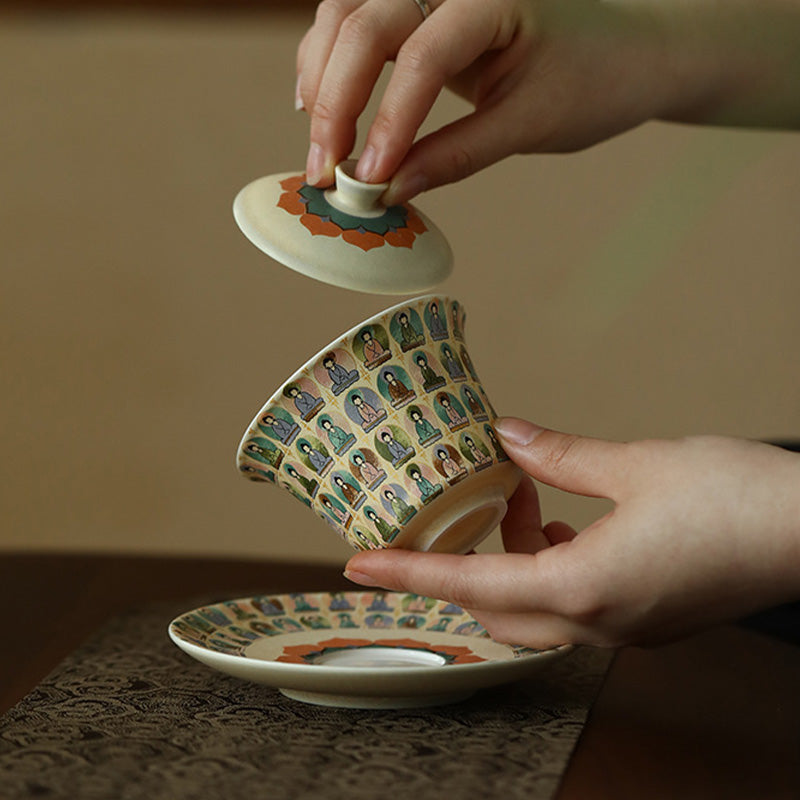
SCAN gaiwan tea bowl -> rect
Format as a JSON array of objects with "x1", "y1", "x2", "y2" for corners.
[{"x1": 236, "y1": 295, "x2": 522, "y2": 554}]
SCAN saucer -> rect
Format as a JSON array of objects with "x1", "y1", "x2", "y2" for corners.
[
  {"x1": 233, "y1": 161, "x2": 453, "y2": 294},
  {"x1": 169, "y1": 591, "x2": 571, "y2": 709}
]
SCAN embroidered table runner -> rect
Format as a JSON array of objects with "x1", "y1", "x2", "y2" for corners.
[{"x1": 0, "y1": 601, "x2": 613, "y2": 800}]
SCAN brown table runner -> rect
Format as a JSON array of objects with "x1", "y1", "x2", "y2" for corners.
[{"x1": 0, "y1": 600, "x2": 613, "y2": 800}]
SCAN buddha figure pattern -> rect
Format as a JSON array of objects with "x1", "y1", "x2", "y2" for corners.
[
  {"x1": 171, "y1": 588, "x2": 552, "y2": 664},
  {"x1": 237, "y1": 298, "x2": 512, "y2": 551}
]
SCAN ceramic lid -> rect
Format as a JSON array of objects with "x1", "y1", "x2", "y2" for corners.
[{"x1": 233, "y1": 160, "x2": 453, "y2": 294}]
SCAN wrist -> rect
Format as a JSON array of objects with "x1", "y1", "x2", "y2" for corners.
[{"x1": 741, "y1": 444, "x2": 800, "y2": 606}]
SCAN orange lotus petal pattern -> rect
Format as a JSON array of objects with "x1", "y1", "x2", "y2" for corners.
[
  {"x1": 277, "y1": 175, "x2": 427, "y2": 253},
  {"x1": 277, "y1": 637, "x2": 486, "y2": 665}
]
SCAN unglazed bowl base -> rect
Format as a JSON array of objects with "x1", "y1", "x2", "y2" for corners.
[{"x1": 391, "y1": 461, "x2": 522, "y2": 553}]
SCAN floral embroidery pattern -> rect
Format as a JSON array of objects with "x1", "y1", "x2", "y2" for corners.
[
  {"x1": 5, "y1": 605, "x2": 611, "y2": 800},
  {"x1": 277, "y1": 175, "x2": 427, "y2": 252}
]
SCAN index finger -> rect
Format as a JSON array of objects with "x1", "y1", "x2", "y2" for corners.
[
  {"x1": 305, "y1": 0, "x2": 434, "y2": 185},
  {"x1": 357, "y1": 0, "x2": 520, "y2": 183},
  {"x1": 344, "y1": 548, "x2": 574, "y2": 614}
]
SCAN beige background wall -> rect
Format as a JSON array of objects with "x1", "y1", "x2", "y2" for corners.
[{"x1": 2, "y1": 9, "x2": 798, "y2": 563}]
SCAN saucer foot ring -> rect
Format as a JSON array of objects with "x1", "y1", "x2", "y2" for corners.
[{"x1": 279, "y1": 687, "x2": 475, "y2": 709}]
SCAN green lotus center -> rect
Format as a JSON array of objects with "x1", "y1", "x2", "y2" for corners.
[{"x1": 300, "y1": 184, "x2": 409, "y2": 234}]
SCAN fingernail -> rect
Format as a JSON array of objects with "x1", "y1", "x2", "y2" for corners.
[
  {"x1": 495, "y1": 417, "x2": 544, "y2": 446},
  {"x1": 294, "y1": 75, "x2": 305, "y2": 111},
  {"x1": 384, "y1": 173, "x2": 427, "y2": 206},
  {"x1": 306, "y1": 142, "x2": 325, "y2": 185},
  {"x1": 356, "y1": 145, "x2": 376, "y2": 182},
  {"x1": 343, "y1": 568, "x2": 378, "y2": 586}
]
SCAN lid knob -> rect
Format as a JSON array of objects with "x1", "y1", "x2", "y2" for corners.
[{"x1": 324, "y1": 159, "x2": 390, "y2": 218}]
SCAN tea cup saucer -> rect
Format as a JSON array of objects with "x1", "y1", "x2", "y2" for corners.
[{"x1": 169, "y1": 590, "x2": 571, "y2": 709}]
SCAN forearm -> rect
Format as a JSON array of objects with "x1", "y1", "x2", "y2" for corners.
[{"x1": 631, "y1": 0, "x2": 800, "y2": 129}]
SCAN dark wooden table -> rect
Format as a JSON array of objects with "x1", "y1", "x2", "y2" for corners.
[{"x1": 2, "y1": 552, "x2": 798, "y2": 799}]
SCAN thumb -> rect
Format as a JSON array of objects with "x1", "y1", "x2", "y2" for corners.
[{"x1": 494, "y1": 417, "x2": 628, "y2": 499}]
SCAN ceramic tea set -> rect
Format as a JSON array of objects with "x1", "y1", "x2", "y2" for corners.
[
  {"x1": 169, "y1": 159, "x2": 570, "y2": 707},
  {"x1": 232, "y1": 160, "x2": 522, "y2": 554}
]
